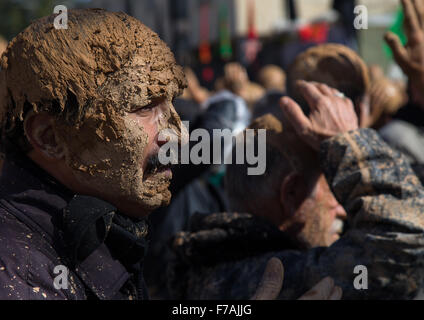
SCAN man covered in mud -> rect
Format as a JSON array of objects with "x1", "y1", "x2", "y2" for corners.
[
  {"x1": 0, "y1": 8, "x2": 188, "y2": 300},
  {"x1": 169, "y1": 79, "x2": 424, "y2": 300}
]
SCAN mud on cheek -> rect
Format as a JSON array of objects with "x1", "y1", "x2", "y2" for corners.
[
  {"x1": 64, "y1": 111, "x2": 171, "y2": 209},
  {"x1": 54, "y1": 104, "x2": 147, "y2": 192}
]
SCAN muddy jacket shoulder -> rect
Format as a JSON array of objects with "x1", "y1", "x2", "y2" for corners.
[{"x1": 0, "y1": 156, "x2": 139, "y2": 300}]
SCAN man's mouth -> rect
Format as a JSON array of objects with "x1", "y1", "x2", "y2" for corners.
[
  {"x1": 146, "y1": 163, "x2": 173, "y2": 177},
  {"x1": 144, "y1": 154, "x2": 173, "y2": 178}
]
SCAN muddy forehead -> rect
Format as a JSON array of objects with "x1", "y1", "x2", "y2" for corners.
[
  {"x1": 99, "y1": 56, "x2": 185, "y2": 113},
  {"x1": 96, "y1": 25, "x2": 186, "y2": 113},
  {"x1": 0, "y1": 9, "x2": 187, "y2": 128}
]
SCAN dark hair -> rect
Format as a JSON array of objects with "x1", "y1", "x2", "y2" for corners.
[
  {"x1": 1, "y1": 90, "x2": 90, "y2": 155},
  {"x1": 225, "y1": 132, "x2": 291, "y2": 214}
]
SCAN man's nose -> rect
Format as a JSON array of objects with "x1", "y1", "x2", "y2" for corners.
[
  {"x1": 157, "y1": 103, "x2": 186, "y2": 146},
  {"x1": 157, "y1": 132, "x2": 170, "y2": 147},
  {"x1": 335, "y1": 204, "x2": 347, "y2": 219},
  {"x1": 329, "y1": 193, "x2": 347, "y2": 219},
  {"x1": 168, "y1": 104, "x2": 187, "y2": 145}
]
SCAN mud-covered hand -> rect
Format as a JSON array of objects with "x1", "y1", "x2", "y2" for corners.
[
  {"x1": 298, "y1": 277, "x2": 343, "y2": 300},
  {"x1": 385, "y1": 0, "x2": 424, "y2": 107},
  {"x1": 250, "y1": 257, "x2": 284, "y2": 300},
  {"x1": 279, "y1": 81, "x2": 358, "y2": 151},
  {"x1": 250, "y1": 257, "x2": 343, "y2": 300}
]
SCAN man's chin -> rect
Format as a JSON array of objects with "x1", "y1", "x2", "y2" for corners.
[
  {"x1": 119, "y1": 190, "x2": 171, "y2": 218},
  {"x1": 155, "y1": 168, "x2": 173, "y2": 180},
  {"x1": 138, "y1": 187, "x2": 172, "y2": 211},
  {"x1": 112, "y1": 169, "x2": 173, "y2": 217},
  {"x1": 143, "y1": 166, "x2": 173, "y2": 181},
  {"x1": 330, "y1": 233, "x2": 340, "y2": 244}
]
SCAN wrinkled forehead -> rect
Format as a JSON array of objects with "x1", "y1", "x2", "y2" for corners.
[
  {"x1": 98, "y1": 65, "x2": 183, "y2": 112},
  {"x1": 99, "y1": 59, "x2": 185, "y2": 112},
  {"x1": 98, "y1": 35, "x2": 186, "y2": 111}
]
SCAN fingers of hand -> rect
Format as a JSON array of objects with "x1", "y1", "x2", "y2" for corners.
[
  {"x1": 299, "y1": 81, "x2": 351, "y2": 115},
  {"x1": 341, "y1": 98, "x2": 359, "y2": 129},
  {"x1": 251, "y1": 257, "x2": 284, "y2": 300},
  {"x1": 298, "y1": 277, "x2": 334, "y2": 300},
  {"x1": 384, "y1": 32, "x2": 412, "y2": 73},
  {"x1": 412, "y1": 0, "x2": 424, "y2": 27},
  {"x1": 357, "y1": 99, "x2": 370, "y2": 128},
  {"x1": 403, "y1": 0, "x2": 421, "y2": 35},
  {"x1": 328, "y1": 285, "x2": 343, "y2": 300},
  {"x1": 298, "y1": 277, "x2": 342, "y2": 300},
  {"x1": 296, "y1": 80, "x2": 324, "y2": 109},
  {"x1": 279, "y1": 96, "x2": 311, "y2": 135},
  {"x1": 309, "y1": 81, "x2": 335, "y2": 96}
]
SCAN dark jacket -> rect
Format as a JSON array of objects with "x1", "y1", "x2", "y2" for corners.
[
  {"x1": 169, "y1": 129, "x2": 424, "y2": 300},
  {"x1": 394, "y1": 102, "x2": 424, "y2": 128},
  {"x1": 0, "y1": 154, "x2": 148, "y2": 300}
]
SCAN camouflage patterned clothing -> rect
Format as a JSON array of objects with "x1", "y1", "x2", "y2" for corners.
[{"x1": 169, "y1": 129, "x2": 424, "y2": 300}]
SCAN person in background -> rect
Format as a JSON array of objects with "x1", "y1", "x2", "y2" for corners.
[
  {"x1": 381, "y1": 0, "x2": 424, "y2": 177},
  {"x1": 253, "y1": 65, "x2": 287, "y2": 119},
  {"x1": 386, "y1": 0, "x2": 424, "y2": 127},
  {"x1": 367, "y1": 76, "x2": 407, "y2": 129},
  {"x1": 258, "y1": 65, "x2": 286, "y2": 93},
  {"x1": 287, "y1": 43, "x2": 370, "y2": 128},
  {"x1": 217, "y1": 62, "x2": 265, "y2": 110},
  {"x1": 181, "y1": 67, "x2": 210, "y2": 106}
]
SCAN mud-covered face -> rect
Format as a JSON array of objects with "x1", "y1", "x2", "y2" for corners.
[
  {"x1": 295, "y1": 175, "x2": 347, "y2": 248},
  {"x1": 55, "y1": 60, "x2": 184, "y2": 217}
]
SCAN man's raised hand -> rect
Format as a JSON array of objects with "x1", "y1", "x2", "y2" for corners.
[
  {"x1": 279, "y1": 81, "x2": 358, "y2": 151},
  {"x1": 385, "y1": 0, "x2": 424, "y2": 107}
]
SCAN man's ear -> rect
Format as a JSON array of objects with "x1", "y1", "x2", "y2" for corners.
[
  {"x1": 24, "y1": 112, "x2": 65, "y2": 160},
  {"x1": 279, "y1": 172, "x2": 307, "y2": 218}
]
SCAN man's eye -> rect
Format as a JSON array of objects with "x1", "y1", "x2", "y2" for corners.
[
  {"x1": 134, "y1": 103, "x2": 156, "y2": 113},
  {"x1": 143, "y1": 104, "x2": 156, "y2": 110}
]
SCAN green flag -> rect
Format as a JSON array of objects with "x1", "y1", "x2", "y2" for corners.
[{"x1": 384, "y1": 7, "x2": 407, "y2": 58}]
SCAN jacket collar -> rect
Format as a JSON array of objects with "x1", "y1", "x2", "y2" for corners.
[{"x1": 0, "y1": 153, "x2": 131, "y2": 300}]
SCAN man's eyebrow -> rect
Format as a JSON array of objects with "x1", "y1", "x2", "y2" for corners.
[{"x1": 129, "y1": 96, "x2": 168, "y2": 110}]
